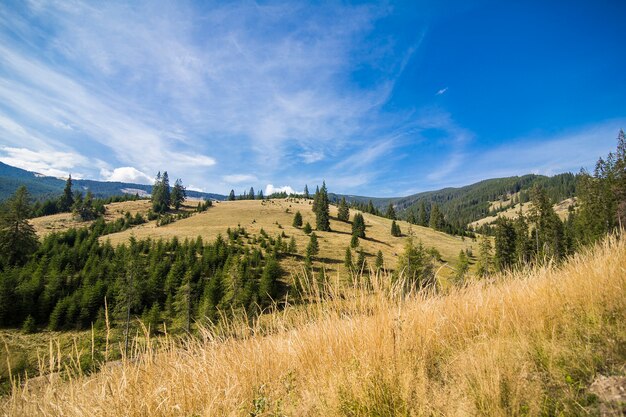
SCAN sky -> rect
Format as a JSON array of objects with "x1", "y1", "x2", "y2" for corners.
[{"x1": 0, "y1": 0, "x2": 625, "y2": 197}]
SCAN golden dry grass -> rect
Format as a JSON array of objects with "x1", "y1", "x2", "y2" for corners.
[
  {"x1": 31, "y1": 200, "x2": 154, "y2": 238},
  {"x1": 101, "y1": 199, "x2": 473, "y2": 279},
  {"x1": 469, "y1": 197, "x2": 576, "y2": 228},
  {"x1": 3, "y1": 235, "x2": 624, "y2": 416}
]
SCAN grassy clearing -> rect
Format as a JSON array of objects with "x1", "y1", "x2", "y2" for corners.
[
  {"x1": 2, "y1": 235, "x2": 624, "y2": 416},
  {"x1": 470, "y1": 197, "x2": 575, "y2": 228},
  {"x1": 101, "y1": 198, "x2": 474, "y2": 280},
  {"x1": 30, "y1": 200, "x2": 154, "y2": 237}
]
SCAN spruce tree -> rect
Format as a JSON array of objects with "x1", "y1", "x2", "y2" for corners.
[
  {"x1": 303, "y1": 222, "x2": 312, "y2": 234},
  {"x1": 292, "y1": 211, "x2": 303, "y2": 227},
  {"x1": 304, "y1": 184, "x2": 310, "y2": 199},
  {"x1": 249, "y1": 187, "x2": 255, "y2": 200},
  {"x1": 0, "y1": 186, "x2": 38, "y2": 266},
  {"x1": 494, "y1": 217, "x2": 516, "y2": 271},
  {"x1": 351, "y1": 213, "x2": 366, "y2": 238},
  {"x1": 429, "y1": 204, "x2": 442, "y2": 230},
  {"x1": 314, "y1": 182, "x2": 330, "y2": 231},
  {"x1": 307, "y1": 232, "x2": 319, "y2": 256},
  {"x1": 228, "y1": 190, "x2": 236, "y2": 201},
  {"x1": 288, "y1": 236, "x2": 297, "y2": 254},
  {"x1": 259, "y1": 257, "x2": 282, "y2": 306},
  {"x1": 375, "y1": 250, "x2": 384, "y2": 270},
  {"x1": 385, "y1": 203, "x2": 396, "y2": 220},
  {"x1": 476, "y1": 237, "x2": 493, "y2": 277},
  {"x1": 356, "y1": 248, "x2": 367, "y2": 272},
  {"x1": 171, "y1": 179, "x2": 187, "y2": 210},
  {"x1": 344, "y1": 247, "x2": 353, "y2": 269},
  {"x1": 418, "y1": 201, "x2": 428, "y2": 226},
  {"x1": 337, "y1": 197, "x2": 350, "y2": 222},
  {"x1": 391, "y1": 220, "x2": 402, "y2": 237},
  {"x1": 396, "y1": 237, "x2": 434, "y2": 289},
  {"x1": 59, "y1": 175, "x2": 74, "y2": 212}
]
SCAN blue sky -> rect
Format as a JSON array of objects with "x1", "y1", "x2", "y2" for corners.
[{"x1": 0, "y1": 0, "x2": 625, "y2": 197}]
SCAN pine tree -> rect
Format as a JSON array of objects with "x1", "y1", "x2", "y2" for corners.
[
  {"x1": 351, "y1": 213, "x2": 366, "y2": 238},
  {"x1": 391, "y1": 220, "x2": 402, "y2": 237},
  {"x1": 356, "y1": 248, "x2": 367, "y2": 272},
  {"x1": 312, "y1": 185, "x2": 320, "y2": 213},
  {"x1": 418, "y1": 201, "x2": 428, "y2": 226},
  {"x1": 494, "y1": 217, "x2": 516, "y2": 271},
  {"x1": 396, "y1": 237, "x2": 434, "y2": 289},
  {"x1": 288, "y1": 236, "x2": 297, "y2": 254},
  {"x1": 314, "y1": 182, "x2": 330, "y2": 231},
  {"x1": 337, "y1": 197, "x2": 350, "y2": 222},
  {"x1": 385, "y1": 203, "x2": 396, "y2": 220},
  {"x1": 455, "y1": 250, "x2": 469, "y2": 283},
  {"x1": 249, "y1": 187, "x2": 255, "y2": 200},
  {"x1": 307, "y1": 232, "x2": 319, "y2": 256},
  {"x1": 375, "y1": 250, "x2": 384, "y2": 270},
  {"x1": 257, "y1": 190, "x2": 264, "y2": 200},
  {"x1": 0, "y1": 186, "x2": 38, "y2": 266},
  {"x1": 304, "y1": 184, "x2": 309, "y2": 199},
  {"x1": 292, "y1": 211, "x2": 303, "y2": 227},
  {"x1": 366, "y1": 200, "x2": 375, "y2": 215},
  {"x1": 228, "y1": 190, "x2": 236, "y2": 201},
  {"x1": 344, "y1": 247, "x2": 353, "y2": 269},
  {"x1": 59, "y1": 175, "x2": 74, "y2": 212},
  {"x1": 259, "y1": 257, "x2": 282, "y2": 306},
  {"x1": 171, "y1": 179, "x2": 187, "y2": 210},
  {"x1": 476, "y1": 237, "x2": 493, "y2": 277},
  {"x1": 303, "y1": 222, "x2": 312, "y2": 234},
  {"x1": 350, "y1": 234, "x2": 359, "y2": 248},
  {"x1": 429, "y1": 203, "x2": 442, "y2": 230}
]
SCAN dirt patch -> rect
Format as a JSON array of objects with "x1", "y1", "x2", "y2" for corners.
[{"x1": 589, "y1": 375, "x2": 626, "y2": 416}]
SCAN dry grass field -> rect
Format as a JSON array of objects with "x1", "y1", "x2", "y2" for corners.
[
  {"x1": 30, "y1": 200, "x2": 154, "y2": 237},
  {"x1": 2, "y1": 235, "x2": 624, "y2": 416},
  {"x1": 469, "y1": 197, "x2": 576, "y2": 229},
  {"x1": 98, "y1": 199, "x2": 475, "y2": 279}
]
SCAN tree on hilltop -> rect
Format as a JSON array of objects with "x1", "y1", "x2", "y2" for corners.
[{"x1": 0, "y1": 186, "x2": 38, "y2": 266}]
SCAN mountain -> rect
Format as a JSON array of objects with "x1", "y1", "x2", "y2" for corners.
[
  {"x1": 0, "y1": 162, "x2": 226, "y2": 201},
  {"x1": 333, "y1": 173, "x2": 577, "y2": 228}
]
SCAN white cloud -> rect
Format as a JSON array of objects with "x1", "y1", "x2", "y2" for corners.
[
  {"x1": 436, "y1": 87, "x2": 448, "y2": 96},
  {"x1": 222, "y1": 174, "x2": 258, "y2": 184},
  {"x1": 0, "y1": 146, "x2": 87, "y2": 178},
  {"x1": 103, "y1": 167, "x2": 154, "y2": 185},
  {"x1": 301, "y1": 151, "x2": 325, "y2": 163},
  {"x1": 186, "y1": 184, "x2": 205, "y2": 192},
  {"x1": 265, "y1": 184, "x2": 298, "y2": 195}
]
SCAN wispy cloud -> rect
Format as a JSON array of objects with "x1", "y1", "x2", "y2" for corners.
[
  {"x1": 102, "y1": 167, "x2": 154, "y2": 185},
  {"x1": 436, "y1": 87, "x2": 448, "y2": 95},
  {"x1": 0, "y1": 1, "x2": 419, "y2": 193},
  {"x1": 265, "y1": 184, "x2": 298, "y2": 195},
  {"x1": 222, "y1": 174, "x2": 258, "y2": 184},
  {"x1": 0, "y1": 146, "x2": 88, "y2": 178}
]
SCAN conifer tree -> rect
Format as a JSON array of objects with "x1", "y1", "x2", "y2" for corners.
[
  {"x1": 366, "y1": 200, "x2": 375, "y2": 215},
  {"x1": 228, "y1": 190, "x2": 236, "y2": 201},
  {"x1": 356, "y1": 248, "x2": 367, "y2": 272},
  {"x1": 304, "y1": 184, "x2": 309, "y2": 199},
  {"x1": 307, "y1": 232, "x2": 319, "y2": 256},
  {"x1": 455, "y1": 250, "x2": 469, "y2": 282},
  {"x1": 249, "y1": 187, "x2": 255, "y2": 200},
  {"x1": 288, "y1": 236, "x2": 297, "y2": 254},
  {"x1": 171, "y1": 179, "x2": 187, "y2": 210},
  {"x1": 385, "y1": 203, "x2": 396, "y2": 220},
  {"x1": 292, "y1": 211, "x2": 303, "y2": 227},
  {"x1": 494, "y1": 217, "x2": 516, "y2": 271},
  {"x1": 337, "y1": 197, "x2": 350, "y2": 222},
  {"x1": 257, "y1": 190, "x2": 264, "y2": 200},
  {"x1": 396, "y1": 237, "x2": 434, "y2": 289},
  {"x1": 375, "y1": 250, "x2": 384, "y2": 270},
  {"x1": 259, "y1": 256, "x2": 281, "y2": 306},
  {"x1": 303, "y1": 222, "x2": 312, "y2": 234},
  {"x1": 418, "y1": 201, "x2": 428, "y2": 226},
  {"x1": 0, "y1": 186, "x2": 38, "y2": 266},
  {"x1": 314, "y1": 182, "x2": 330, "y2": 231},
  {"x1": 344, "y1": 247, "x2": 353, "y2": 270},
  {"x1": 350, "y1": 234, "x2": 359, "y2": 248},
  {"x1": 476, "y1": 237, "x2": 493, "y2": 277},
  {"x1": 429, "y1": 203, "x2": 442, "y2": 230},
  {"x1": 59, "y1": 175, "x2": 74, "y2": 212},
  {"x1": 391, "y1": 220, "x2": 402, "y2": 237},
  {"x1": 351, "y1": 213, "x2": 366, "y2": 238}
]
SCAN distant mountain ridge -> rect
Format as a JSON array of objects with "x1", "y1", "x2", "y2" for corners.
[
  {"x1": 0, "y1": 162, "x2": 226, "y2": 201},
  {"x1": 1, "y1": 161, "x2": 577, "y2": 228}
]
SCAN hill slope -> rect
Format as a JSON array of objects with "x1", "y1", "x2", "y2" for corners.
[{"x1": 3, "y1": 236, "x2": 624, "y2": 416}]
